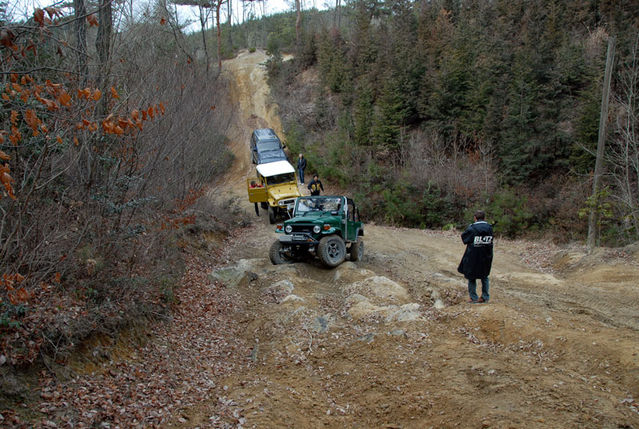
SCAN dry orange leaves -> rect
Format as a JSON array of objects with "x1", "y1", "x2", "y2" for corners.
[
  {"x1": 77, "y1": 87, "x2": 101, "y2": 101},
  {"x1": 87, "y1": 14, "x2": 99, "y2": 27},
  {"x1": 33, "y1": 7, "x2": 62, "y2": 26},
  {"x1": 2, "y1": 74, "x2": 168, "y2": 201},
  {"x1": 1, "y1": 273, "x2": 29, "y2": 304},
  {"x1": 0, "y1": 163, "x2": 16, "y2": 200}
]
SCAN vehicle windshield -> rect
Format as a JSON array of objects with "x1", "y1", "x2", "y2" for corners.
[
  {"x1": 266, "y1": 172, "x2": 295, "y2": 185},
  {"x1": 259, "y1": 140, "x2": 281, "y2": 151},
  {"x1": 295, "y1": 197, "x2": 342, "y2": 215}
]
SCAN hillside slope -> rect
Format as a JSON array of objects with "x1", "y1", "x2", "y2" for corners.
[
  {"x1": 15, "y1": 50, "x2": 637, "y2": 428},
  {"x1": 178, "y1": 51, "x2": 639, "y2": 427}
]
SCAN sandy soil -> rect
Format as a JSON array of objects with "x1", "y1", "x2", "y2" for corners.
[{"x1": 175, "y1": 50, "x2": 639, "y2": 428}]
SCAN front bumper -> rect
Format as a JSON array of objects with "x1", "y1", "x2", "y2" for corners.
[{"x1": 278, "y1": 233, "x2": 319, "y2": 244}]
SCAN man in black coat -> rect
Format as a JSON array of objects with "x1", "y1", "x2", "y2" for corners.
[
  {"x1": 458, "y1": 210, "x2": 493, "y2": 303},
  {"x1": 297, "y1": 153, "x2": 307, "y2": 184}
]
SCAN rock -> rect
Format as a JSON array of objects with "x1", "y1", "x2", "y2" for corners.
[
  {"x1": 267, "y1": 279, "x2": 294, "y2": 295},
  {"x1": 386, "y1": 303, "x2": 421, "y2": 322},
  {"x1": 345, "y1": 294, "x2": 368, "y2": 305},
  {"x1": 353, "y1": 276, "x2": 410, "y2": 302},
  {"x1": 339, "y1": 261, "x2": 357, "y2": 270},
  {"x1": 313, "y1": 314, "x2": 334, "y2": 333},
  {"x1": 0, "y1": 370, "x2": 28, "y2": 398},
  {"x1": 281, "y1": 294, "x2": 304, "y2": 303},
  {"x1": 347, "y1": 299, "x2": 387, "y2": 320},
  {"x1": 209, "y1": 259, "x2": 264, "y2": 288},
  {"x1": 358, "y1": 333, "x2": 375, "y2": 343},
  {"x1": 334, "y1": 264, "x2": 374, "y2": 283},
  {"x1": 428, "y1": 288, "x2": 445, "y2": 309},
  {"x1": 389, "y1": 329, "x2": 406, "y2": 337}
]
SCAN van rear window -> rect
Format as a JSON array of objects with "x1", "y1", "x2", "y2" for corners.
[{"x1": 260, "y1": 141, "x2": 280, "y2": 151}]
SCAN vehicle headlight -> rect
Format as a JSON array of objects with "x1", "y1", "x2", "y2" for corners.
[
  {"x1": 285, "y1": 225, "x2": 293, "y2": 234},
  {"x1": 313, "y1": 225, "x2": 321, "y2": 233}
]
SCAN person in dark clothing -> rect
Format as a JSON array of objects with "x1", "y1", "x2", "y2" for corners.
[
  {"x1": 307, "y1": 174, "x2": 324, "y2": 196},
  {"x1": 297, "y1": 153, "x2": 307, "y2": 185},
  {"x1": 457, "y1": 210, "x2": 494, "y2": 303}
]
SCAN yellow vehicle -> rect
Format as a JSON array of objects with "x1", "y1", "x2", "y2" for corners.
[{"x1": 247, "y1": 160, "x2": 301, "y2": 224}]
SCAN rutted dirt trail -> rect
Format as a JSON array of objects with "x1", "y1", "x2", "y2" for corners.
[{"x1": 175, "y1": 51, "x2": 639, "y2": 427}]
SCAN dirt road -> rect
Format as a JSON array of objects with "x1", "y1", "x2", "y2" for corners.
[{"x1": 171, "y1": 51, "x2": 639, "y2": 428}]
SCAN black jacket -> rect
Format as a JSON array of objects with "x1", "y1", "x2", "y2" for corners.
[
  {"x1": 297, "y1": 157, "x2": 307, "y2": 170},
  {"x1": 457, "y1": 221, "x2": 493, "y2": 279},
  {"x1": 307, "y1": 179, "x2": 324, "y2": 195}
]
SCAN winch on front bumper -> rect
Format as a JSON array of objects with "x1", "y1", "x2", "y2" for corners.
[{"x1": 278, "y1": 233, "x2": 319, "y2": 244}]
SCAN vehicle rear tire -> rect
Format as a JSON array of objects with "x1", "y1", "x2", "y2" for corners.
[
  {"x1": 268, "y1": 206, "x2": 276, "y2": 224},
  {"x1": 318, "y1": 235, "x2": 346, "y2": 268},
  {"x1": 350, "y1": 237, "x2": 364, "y2": 262},
  {"x1": 269, "y1": 241, "x2": 294, "y2": 265}
]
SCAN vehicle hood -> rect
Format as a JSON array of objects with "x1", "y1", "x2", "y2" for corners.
[{"x1": 268, "y1": 183, "x2": 300, "y2": 201}]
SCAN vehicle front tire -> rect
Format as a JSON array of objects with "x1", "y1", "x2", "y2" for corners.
[
  {"x1": 318, "y1": 235, "x2": 346, "y2": 268},
  {"x1": 269, "y1": 241, "x2": 294, "y2": 265},
  {"x1": 268, "y1": 206, "x2": 276, "y2": 224},
  {"x1": 350, "y1": 237, "x2": 364, "y2": 262}
]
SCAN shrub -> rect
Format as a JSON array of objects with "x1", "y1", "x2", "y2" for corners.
[{"x1": 485, "y1": 187, "x2": 534, "y2": 237}]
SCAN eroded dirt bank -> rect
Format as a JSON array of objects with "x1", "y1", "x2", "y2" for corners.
[{"x1": 171, "y1": 51, "x2": 639, "y2": 428}]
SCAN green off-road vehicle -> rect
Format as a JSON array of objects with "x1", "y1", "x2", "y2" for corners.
[{"x1": 270, "y1": 196, "x2": 364, "y2": 268}]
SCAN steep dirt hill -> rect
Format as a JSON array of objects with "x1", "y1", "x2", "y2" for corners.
[
  {"x1": 13, "y1": 49, "x2": 639, "y2": 429},
  {"x1": 173, "y1": 51, "x2": 639, "y2": 427}
]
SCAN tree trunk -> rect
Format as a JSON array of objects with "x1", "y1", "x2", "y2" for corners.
[
  {"x1": 74, "y1": 0, "x2": 88, "y2": 84},
  {"x1": 227, "y1": 0, "x2": 232, "y2": 47},
  {"x1": 96, "y1": 0, "x2": 113, "y2": 114},
  {"x1": 199, "y1": 5, "x2": 210, "y2": 73},
  {"x1": 216, "y1": 2, "x2": 222, "y2": 71},
  {"x1": 295, "y1": 0, "x2": 301, "y2": 49},
  {"x1": 588, "y1": 36, "x2": 616, "y2": 250}
]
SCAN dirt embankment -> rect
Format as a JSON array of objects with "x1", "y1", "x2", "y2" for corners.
[{"x1": 173, "y1": 51, "x2": 639, "y2": 428}]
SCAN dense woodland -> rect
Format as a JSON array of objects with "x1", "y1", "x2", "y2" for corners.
[{"x1": 261, "y1": 0, "x2": 639, "y2": 244}]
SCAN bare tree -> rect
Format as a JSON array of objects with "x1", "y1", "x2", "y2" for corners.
[
  {"x1": 173, "y1": 0, "x2": 213, "y2": 72},
  {"x1": 588, "y1": 36, "x2": 615, "y2": 249},
  {"x1": 74, "y1": 0, "x2": 88, "y2": 83},
  {"x1": 608, "y1": 35, "x2": 639, "y2": 239},
  {"x1": 295, "y1": 0, "x2": 301, "y2": 48},
  {"x1": 214, "y1": 0, "x2": 227, "y2": 70},
  {"x1": 96, "y1": 0, "x2": 113, "y2": 113},
  {"x1": 226, "y1": 0, "x2": 232, "y2": 47}
]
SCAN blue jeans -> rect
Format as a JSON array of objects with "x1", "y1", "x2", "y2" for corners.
[
  {"x1": 468, "y1": 277, "x2": 489, "y2": 302},
  {"x1": 298, "y1": 168, "x2": 305, "y2": 184}
]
